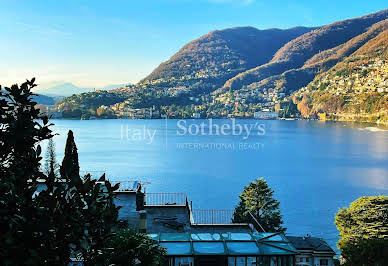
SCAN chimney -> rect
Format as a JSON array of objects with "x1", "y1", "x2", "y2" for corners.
[{"x1": 136, "y1": 191, "x2": 145, "y2": 211}]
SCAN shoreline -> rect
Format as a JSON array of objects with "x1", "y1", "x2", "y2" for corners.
[{"x1": 48, "y1": 117, "x2": 388, "y2": 130}]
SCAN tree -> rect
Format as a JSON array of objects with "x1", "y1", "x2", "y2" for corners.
[
  {"x1": 0, "y1": 78, "x2": 54, "y2": 264},
  {"x1": 0, "y1": 79, "x2": 120, "y2": 265},
  {"x1": 102, "y1": 230, "x2": 166, "y2": 266},
  {"x1": 232, "y1": 178, "x2": 285, "y2": 232},
  {"x1": 335, "y1": 196, "x2": 388, "y2": 266},
  {"x1": 60, "y1": 130, "x2": 80, "y2": 181},
  {"x1": 278, "y1": 99, "x2": 300, "y2": 118},
  {"x1": 44, "y1": 138, "x2": 59, "y2": 179}
]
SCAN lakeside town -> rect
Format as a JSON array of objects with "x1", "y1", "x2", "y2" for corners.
[{"x1": 34, "y1": 58, "x2": 387, "y2": 125}]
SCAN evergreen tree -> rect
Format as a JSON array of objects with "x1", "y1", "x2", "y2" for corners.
[
  {"x1": 232, "y1": 178, "x2": 285, "y2": 232},
  {"x1": 44, "y1": 138, "x2": 59, "y2": 179},
  {"x1": 335, "y1": 196, "x2": 388, "y2": 265},
  {"x1": 60, "y1": 130, "x2": 80, "y2": 181}
]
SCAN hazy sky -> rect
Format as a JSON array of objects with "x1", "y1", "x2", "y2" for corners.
[{"x1": 1, "y1": 0, "x2": 387, "y2": 88}]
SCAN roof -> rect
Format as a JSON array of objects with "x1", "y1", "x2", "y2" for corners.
[
  {"x1": 189, "y1": 224, "x2": 253, "y2": 233},
  {"x1": 286, "y1": 236, "x2": 335, "y2": 254},
  {"x1": 149, "y1": 232, "x2": 299, "y2": 256}
]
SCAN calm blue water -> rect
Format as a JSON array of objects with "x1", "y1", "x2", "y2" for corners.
[{"x1": 45, "y1": 119, "x2": 388, "y2": 252}]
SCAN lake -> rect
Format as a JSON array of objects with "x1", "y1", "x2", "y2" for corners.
[{"x1": 45, "y1": 119, "x2": 388, "y2": 252}]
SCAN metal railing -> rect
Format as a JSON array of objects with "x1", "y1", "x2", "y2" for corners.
[
  {"x1": 145, "y1": 192, "x2": 187, "y2": 206},
  {"x1": 192, "y1": 209, "x2": 234, "y2": 224}
]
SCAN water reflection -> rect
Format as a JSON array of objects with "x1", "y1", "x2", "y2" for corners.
[{"x1": 346, "y1": 167, "x2": 388, "y2": 190}]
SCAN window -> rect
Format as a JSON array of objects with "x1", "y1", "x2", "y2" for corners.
[
  {"x1": 320, "y1": 259, "x2": 328, "y2": 265},
  {"x1": 175, "y1": 257, "x2": 194, "y2": 266},
  {"x1": 228, "y1": 257, "x2": 236, "y2": 266},
  {"x1": 236, "y1": 257, "x2": 246, "y2": 266},
  {"x1": 247, "y1": 257, "x2": 257, "y2": 266},
  {"x1": 306, "y1": 257, "x2": 309, "y2": 262},
  {"x1": 258, "y1": 256, "x2": 270, "y2": 266},
  {"x1": 270, "y1": 256, "x2": 278, "y2": 266},
  {"x1": 228, "y1": 257, "x2": 247, "y2": 266}
]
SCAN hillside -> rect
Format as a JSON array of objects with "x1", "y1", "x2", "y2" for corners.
[
  {"x1": 293, "y1": 30, "x2": 388, "y2": 125},
  {"x1": 220, "y1": 9, "x2": 388, "y2": 93},
  {"x1": 32, "y1": 94, "x2": 55, "y2": 105},
  {"x1": 233, "y1": 18, "x2": 388, "y2": 97},
  {"x1": 54, "y1": 9, "x2": 388, "y2": 121},
  {"x1": 140, "y1": 26, "x2": 313, "y2": 94}
]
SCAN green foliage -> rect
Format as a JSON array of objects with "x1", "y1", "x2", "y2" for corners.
[
  {"x1": 232, "y1": 178, "x2": 285, "y2": 232},
  {"x1": 62, "y1": 109, "x2": 82, "y2": 118},
  {"x1": 0, "y1": 78, "x2": 54, "y2": 264},
  {"x1": 335, "y1": 196, "x2": 388, "y2": 266},
  {"x1": 278, "y1": 99, "x2": 300, "y2": 118},
  {"x1": 0, "y1": 79, "x2": 120, "y2": 265},
  {"x1": 60, "y1": 130, "x2": 80, "y2": 180},
  {"x1": 58, "y1": 91, "x2": 127, "y2": 111},
  {"x1": 339, "y1": 238, "x2": 388, "y2": 266},
  {"x1": 102, "y1": 230, "x2": 166, "y2": 266}
]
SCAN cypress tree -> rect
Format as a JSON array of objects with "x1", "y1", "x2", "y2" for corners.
[{"x1": 60, "y1": 130, "x2": 80, "y2": 181}]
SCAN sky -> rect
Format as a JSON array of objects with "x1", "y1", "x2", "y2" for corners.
[{"x1": 0, "y1": 0, "x2": 387, "y2": 88}]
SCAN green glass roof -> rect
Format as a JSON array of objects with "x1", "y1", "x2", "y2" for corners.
[
  {"x1": 160, "y1": 233, "x2": 190, "y2": 242},
  {"x1": 193, "y1": 242, "x2": 226, "y2": 255},
  {"x1": 258, "y1": 243, "x2": 293, "y2": 255},
  {"x1": 191, "y1": 233, "x2": 221, "y2": 241},
  {"x1": 150, "y1": 232, "x2": 299, "y2": 256},
  {"x1": 226, "y1": 242, "x2": 260, "y2": 255},
  {"x1": 160, "y1": 242, "x2": 192, "y2": 255}
]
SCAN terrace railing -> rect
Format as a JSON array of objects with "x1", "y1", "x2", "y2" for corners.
[
  {"x1": 192, "y1": 209, "x2": 234, "y2": 224},
  {"x1": 145, "y1": 192, "x2": 187, "y2": 206}
]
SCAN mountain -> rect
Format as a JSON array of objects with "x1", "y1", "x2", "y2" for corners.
[
  {"x1": 33, "y1": 82, "x2": 92, "y2": 97},
  {"x1": 220, "y1": 9, "x2": 388, "y2": 93},
  {"x1": 55, "y1": 9, "x2": 388, "y2": 122},
  {"x1": 237, "y1": 18, "x2": 388, "y2": 96},
  {"x1": 293, "y1": 29, "x2": 388, "y2": 124},
  {"x1": 32, "y1": 94, "x2": 55, "y2": 105},
  {"x1": 33, "y1": 82, "x2": 131, "y2": 97},
  {"x1": 140, "y1": 26, "x2": 313, "y2": 93}
]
